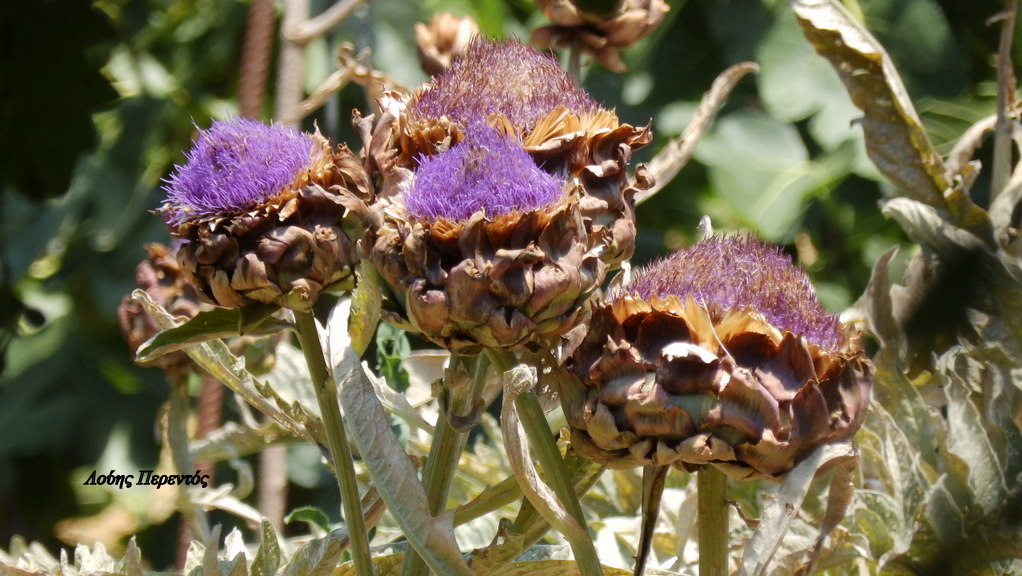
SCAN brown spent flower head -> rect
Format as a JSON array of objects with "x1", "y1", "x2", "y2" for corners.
[
  {"x1": 118, "y1": 243, "x2": 210, "y2": 373},
  {"x1": 414, "y1": 13, "x2": 480, "y2": 76},
  {"x1": 532, "y1": 0, "x2": 670, "y2": 72},
  {"x1": 355, "y1": 37, "x2": 652, "y2": 267},
  {"x1": 561, "y1": 235, "x2": 872, "y2": 479},
  {"x1": 161, "y1": 119, "x2": 371, "y2": 311},
  {"x1": 364, "y1": 124, "x2": 605, "y2": 353}
]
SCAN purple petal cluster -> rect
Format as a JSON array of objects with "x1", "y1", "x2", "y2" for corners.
[
  {"x1": 625, "y1": 235, "x2": 842, "y2": 349},
  {"x1": 161, "y1": 118, "x2": 315, "y2": 227},
  {"x1": 408, "y1": 38, "x2": 596, "y2": 130},
  {"x1": 404, "y1": 124, "x2": 563, "y2": 222}
]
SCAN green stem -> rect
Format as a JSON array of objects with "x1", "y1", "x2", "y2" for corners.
[
  {"x1": 568, "y1": 43, "x2": 582, "y2": 85},
  {"x1": 487, "y1": 349, "x2": 605, "y2": 576},
  {"x1": 698, "y1": 466, "x2": 729, "y2": 576},
  {"x1": 293, "y1": 310, "x2": 374, "y2": 576},
  {"x1": 635, "y1": 465, "x2": 669, "y2": 576},
  {"x1": 992, "y1": 0, "x2": 1018, "y2": 204},
  {"x1": 167, "y1": 373, "x2": 211, "y2": 544},
  {"x1": 402, "y1": 354, "x2": 487, "y2": 576}
]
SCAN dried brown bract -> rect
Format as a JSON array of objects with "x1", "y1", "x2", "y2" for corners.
[
  {"x1": 531, "y1": 0, "x2": 669, "y2": 72},
  {"x1": 415, "y1": 13, "x2": 479, "y2": 76}
]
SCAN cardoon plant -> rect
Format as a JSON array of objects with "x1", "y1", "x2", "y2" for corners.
[{"x1": 160, "y1": 117, "x2": 370, "y2": 312}]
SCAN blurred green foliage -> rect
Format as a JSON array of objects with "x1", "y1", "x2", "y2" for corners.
[{"x1": 0, "y1": 0, "x2": 1012, "y2": 569}]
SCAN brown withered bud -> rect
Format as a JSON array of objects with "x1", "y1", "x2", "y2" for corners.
[
  {"x1": 415, "y1": 13, "x2": 480, "y2": 76},
  {"x1": 355, "y1": 37, "x2": 651, "y2": 268},
  {"x1": 561, "y1": 235, "x2": 872, "y2": 480},
  {"x1": 118, "y1": 243, "x2": 210, "y2": 372},
  {"x1": 531, "y1": 0, "x2": 669, "y2": 72},
  {"x1": 160, "y1": 118, "x2": 371, "y2": 311}
]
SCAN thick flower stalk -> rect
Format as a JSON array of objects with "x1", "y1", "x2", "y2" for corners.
[
  {"x1": 160, "y1": 117, "x2": 370, "y2": 311},
  {"x1": 531, "y1": 0, "x2": 670, "y2": 73},
  {"x1": 365, "y1": 122, "x2": 605, "y2": 352},
  {"x1": 561, "y1": 235, "x2": 872, "y2": 479},
  {"x1": 356, "y1": 37, "x2": 651, "y2": 267}
]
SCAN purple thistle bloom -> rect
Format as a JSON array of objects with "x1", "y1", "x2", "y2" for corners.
[
  {"x1": 161, "y1": 118, "x2": 315, "y2": 227},
  {"x1": 403, "y1": 123, "x2": 563, "y2": 222},
  {"x1": 624, "y1": 235, "x2": 842, "y2": 349},
  {"x1": 408, "y1": 38, "x2": 597, "y2": 130}
]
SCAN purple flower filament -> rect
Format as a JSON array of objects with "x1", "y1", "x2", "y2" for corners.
[
  {"x1": 409, "y1": 38, "x2": 596, "y2": 131},
  {"x1": 625, "y1": 235, "x2": 842, "y2": 349},
  {"x1": 404, "y1": 124, "x2": 563, "y2": 222},
  {"x1": 162, "y1": 118, "x2": 314, "y2": 227}
]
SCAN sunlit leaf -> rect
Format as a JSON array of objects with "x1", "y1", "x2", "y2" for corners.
[
  {"x1": 135, "y1": 303, "x2": 285, "y2": 363},
  {"x1": 738, "y1": 442, "x2": 857, "y2": 576},
  {"x1": 131, "y1": 290, "x2": 322, "y2": 446},
  {"x1": 280, "y1": 529, "x2": 345, "y2": 576},
  {"x1": 251, "y1": 520, "x2": 281, "y2": 576},
  {"x1": 791, "y1": 0, "x2": 948, "y2": 207},
  {"x1": 349, "y1": 264, "x2": 383, "y2": 357},
  {"x1": 334, "y1": 348, "x2": 473, "y2": 576}
]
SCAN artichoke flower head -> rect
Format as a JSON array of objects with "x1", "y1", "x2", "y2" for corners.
[
  {"x1": 562, "y1": 235, "x2": 872, "y2": 479},
  {"x1": 360, "y1": 38, "x2": 651, "y2": 268},
  {"x1": 367, "y1": 119, "x2": 604, "y2": 352},
  {"x1": 359, "y1": 38, "x2": 655, "y2": 352},
  {"x1": 160, "y1": 118, "x2": 370, "y2": 311}
]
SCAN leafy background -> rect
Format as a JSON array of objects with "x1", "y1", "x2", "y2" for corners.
[{"x1": 0, "y1": 0, "x2": 1014, "y2": 571}]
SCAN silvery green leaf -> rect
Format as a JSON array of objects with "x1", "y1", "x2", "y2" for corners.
[
  {"x1": 336, "y1": 353, "x2": 473, "y2": 576},
  {"x1": 791, "y1": 0, "x2": 948, "y2": 207},
  {"x1": 184, "y1": 537, "x2": 205, "y2": 576},
  {"x1": 326, "y1": 298, "x2": 433, "y2": 431},
  {"x1": 848, "y1": 245, "x2": 900, "y2": 349},
  {"x1": 264, "y1": 341, "x2": 320, "y2": 420},
  {"x1": 494, "y1": 545, "x2": 683, "y2": 575},
  {"x1": 122, "y1": 538, "x2": 143, "y2": 576},
  {"x1": 348, "y1": 263, "x2": 382, "y2": 357},
  {"x1": 738, "y1": 442, "x2": 857, "y2": 576},
  {"x1": 939, "y1": 353, "x2": 1008, "y2": 514},
  {"x1": 846, "y1": 490, "x2": 901, "y2": 563},
  {"x1": 135, "y1": 303, "x2": 284, "y2": 363},
  {"x1": 334, "y1": 553, "x2": 402, "y2": 575},
  {"x1": 131, "y1": 290, "x2": 321, "y2": 446},
  {"x1": 881, "y1": 198, "x2": 987, "y2": 255},
  {"x1": 498, "y1": 365, "x2": 595, "y2": 568},
  {"x1": 924, "y1": 476, "x2": 965, "y2": 543},
  {"x1": 191, "y1": 421, "x2": 293, "y2": 464},
  {"x1": 191, "y1": 484, "x2": 263, "y2": 526},
  {"x1": 280, "y1": 529, "x2": 345, "y2": 576},
  {"x1": 251, "y1": 520, "x2": 281, "y2": 576}
]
